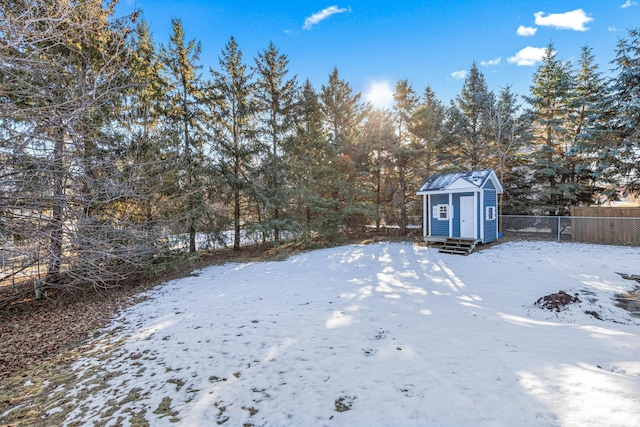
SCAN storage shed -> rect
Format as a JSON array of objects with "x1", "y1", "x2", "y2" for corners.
[{"x1": 416, "y1": 169, "x2": 503, "y2": 246}]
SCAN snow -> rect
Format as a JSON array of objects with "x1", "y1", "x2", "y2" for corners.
[
  {"x1": 418, "y1": 169, "x2": 491, "y2": 192},
  {"x1": 63, "y1": 241, "x2": 640, "y2": 426}
]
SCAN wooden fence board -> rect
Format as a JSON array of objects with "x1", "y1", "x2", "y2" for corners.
[{"x1": 571, "y1": 207, "x2": 640, "y2": 245}]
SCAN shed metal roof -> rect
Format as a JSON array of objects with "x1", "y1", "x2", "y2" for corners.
[{"x1": 418, "y1": 169, "x2": 495, "y2": 192}]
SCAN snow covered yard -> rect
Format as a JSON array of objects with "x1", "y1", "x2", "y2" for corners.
[{"x1": 62, "y1": 241, "x2": 640, "y2": 426}]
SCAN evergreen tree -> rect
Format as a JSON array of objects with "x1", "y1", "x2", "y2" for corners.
[
  {"x1": 525, "y1": 44, "x2": 574, "y2": 214},
  {"x1": 360, "y1": 109, "x2": 395, "y2": 230},
  {"x1": 608, "y1": 28, "x2": 640, "y2": 196},
  {"x1": 391, "y1": 79, "x2": 420, "y2": 234},
  {"x1": 128, "y1": 20, "x2": 166, "y2": 149},
  {"x1": 320, "y1": 68, "x2": 362, "y2": 155},
  {"x1": 441, "y1": 63, "x2": 494, "y2": 170},
  {"x1": 286, "y1": 80, "x2": 335, "y2": 239},
  {"x1": 411, "y1": 85, "x2": 446, "y2": 185},
  {"x1": 253, "y1": 42, "x2": 297, "y2": 245},
  {"x1": 161, "y1": 18, "x2": 205, "y2": 253},
  {"x1": 209, "y1": 37, "x2": 257, "y2": 250},
  {"x1": 0, "y1": 0, "x2": 143, "y2": 289},
  {"x1": 319, "y1": 68, "x2": 367, "y2": 234},
  {"x1": 124, "y1": 19, "x2": 169, "y2": 224},
  {"x1": 567, "y1": 45, "x2": 611, "y2": 204}
]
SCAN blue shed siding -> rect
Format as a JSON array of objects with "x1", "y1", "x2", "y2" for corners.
[
  {"x1": 483, "y1": 189, "x2": 498, "y2": 243},
  {"x1": 485, "y1": 179, "x2": 495, "y2": 190},
  {"x1": 452, "y1": 195, "x2": 460, "y2": 237},
  {"x1": 429, "y1": 194, "x2": 450, "y2": 237}
]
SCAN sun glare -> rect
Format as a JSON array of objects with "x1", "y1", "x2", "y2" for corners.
[{"x1": 365, "y1": 81, "x2": 394, "y2": 109}]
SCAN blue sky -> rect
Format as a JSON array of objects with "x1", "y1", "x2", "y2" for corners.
[{"x1": 118, "y1": 0, "x2": 639, "y2": 107}]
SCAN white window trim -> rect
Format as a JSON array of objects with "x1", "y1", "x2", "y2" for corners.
[
  {"x1": 433, "y1": 204, "x2": 450, "y2": 220},
  {"x1": 486, "y1": 206, "x2": 496, "y2": 221}
]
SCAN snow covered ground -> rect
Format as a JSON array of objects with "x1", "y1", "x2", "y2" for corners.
[{"x1": 63, "y1": 241, "x2": 640, "y2": 426}]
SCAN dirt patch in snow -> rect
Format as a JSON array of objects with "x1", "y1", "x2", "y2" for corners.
[
  {"x1": 616, "y1": 286, "x2": 640, "y2": 318},
  {"x1": 535, "y1": 290, "x2": 581, "y2": 312}
]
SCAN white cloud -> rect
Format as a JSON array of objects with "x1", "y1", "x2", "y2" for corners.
[
  {"x1": 622, "y1": 0, "x2": 637, "y2": 8},
  {"x1": 480, "y1": 57, "x2": 501, "y2": 67},
  {"x1": 507, "y1": 46, "x2": 547, "y2": 66},
  {"x1": 303, "y1": 5, "x2": 350, "y2": 30},
  {"x1": 450, "y1": 70, "x2": 467, "y2": 80},
  {"x1": 517, "y1": 25, "x2": 537, "y2": 36},
  {"x1": 533, "y1": 9, "x2": 593, "y2": 31},
  {"x1": 608, "y1": 26, "x2": 619, "y2": 32}
]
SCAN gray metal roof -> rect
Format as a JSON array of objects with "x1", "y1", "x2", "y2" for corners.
[{"x1": 418, "y1": 169, "x2": 494, "y2": 192}]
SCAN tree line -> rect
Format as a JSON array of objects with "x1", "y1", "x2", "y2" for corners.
[{"x1": 1, "y1": 1, "x2": 639, "y2": 292}]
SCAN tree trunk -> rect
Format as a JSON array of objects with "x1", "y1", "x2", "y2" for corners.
[
  {"x1": 274, "y1": 206, "x2": 280, "y2": 245},
  {"x1": 183, "y1": 78, "x2": 197, "y2": 253},
  {"x1": 399, "y1": 163, "x2": 407, "y2": 235},
  {"x1": 44, "y1": 134, "x2": 65, "y2": 286},
  {"x1": 233, "y1": 155, "x2": 241, "y2": 251},
  {"x1": 234, "y1": 188, "x2": 241, "y2": 251},
  {"x1": 375, "y1": 150, "x2": 381, "y2": 231}
]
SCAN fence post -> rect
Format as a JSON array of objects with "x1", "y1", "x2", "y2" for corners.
[{"x1": 557, "y1": 216, "x2": 561, "y2": 242}]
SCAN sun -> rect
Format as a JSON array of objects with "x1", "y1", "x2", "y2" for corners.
[{"x1": 364, "y1": 81, "x2": 394, "y2": 109}]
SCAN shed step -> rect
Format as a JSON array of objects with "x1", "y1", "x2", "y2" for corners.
[
  {"x1": 439, "y1": 248, "x2": 469, "y2": 255},
  {"x1": 438, "y1": 238, "x2": 479, "y2": 255}
]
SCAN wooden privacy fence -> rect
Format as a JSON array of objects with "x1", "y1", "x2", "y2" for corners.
[
  {"x1": 502, "y1": 212, "x2": 640, "y2": 246},
  {"x1": 570, "y1": 207, "x2": 640, "y2": 245}
]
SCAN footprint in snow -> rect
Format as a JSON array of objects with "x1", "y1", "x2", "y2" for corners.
[
  {"x1": 371, "y1": 330, "x2": 388, "y2": 340},
  {"x1": 398, "y1": 384, "x2": 415, "y2": 397}
]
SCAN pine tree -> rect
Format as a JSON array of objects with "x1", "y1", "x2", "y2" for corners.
[
  {"x1": 411, "y1": 86, "x2": 445, "y2": 185},
  {"x1": 360, "y1": 109, "x2": 395, "y2": 230},
  {"x1": 567, "y1": 45, "x2": 610, "y2": 204},
  {"x1": 441, "y1": 63, "x2": 495, "y2": 170},
  {"x1": 253, "y1": 42, "x2": 297, "y2": 245},
  {"x1": 0, "y1": 0, "x2": 142, "y2": 289},
  {"x1": 320, "y1": 68, "x2": 362, "y2": 155},
  {"x1": 525, "y1": 44, "x2": 574, "y2": 214},
  {"x1": 161, "y1": 18, "x2": 205, "y2": 253},
  {"x1": 608, "y1": 28, "x2": 640, "y2": 196},
  {"x1": 319, "y1": 68, "x2": 367, "y2": 235},
  {"x1": 123, "y1": 20, "x2": 169, "y2": 223},
  {"x1": 391, "y1": 79, "x2": 420, "y2": 234},
  {"x1": 286, "y1": 80, "x2": 334, "y2": 239},
  {"x1": 128, "y1": 20, "x2": 166, "y2": 147},
  {"x1": 209, "y1": 37, "x2": 257, "y2": 250}
]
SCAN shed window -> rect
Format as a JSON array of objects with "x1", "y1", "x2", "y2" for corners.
[
  {"x1": 486, "y1": 206, "x2": 496, "y2": 221},
  {"x1": 433, "y1": 204, "x2": 450, "y2": 220}
]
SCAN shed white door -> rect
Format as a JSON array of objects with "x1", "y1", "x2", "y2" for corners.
[{"x1": 460, "y1": 196, "x2": 475, "y2": 238}]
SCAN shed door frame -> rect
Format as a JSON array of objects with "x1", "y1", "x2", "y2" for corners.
[{"x1": 460, "y1": 195, "x2": 475, "y2": 238}]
